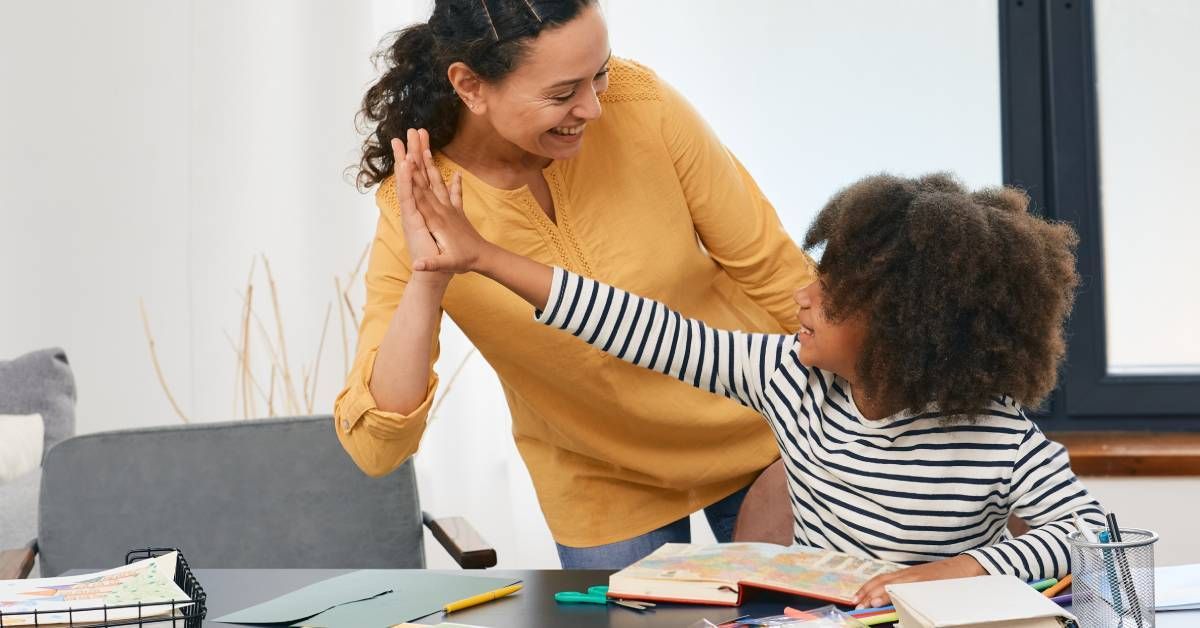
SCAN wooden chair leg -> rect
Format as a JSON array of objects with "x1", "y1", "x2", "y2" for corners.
[{"x1": 0, "y1": 539, "x2": 38, "y2": 579}]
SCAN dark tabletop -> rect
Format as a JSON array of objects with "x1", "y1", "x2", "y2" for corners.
[{"x1": 63, "y1": 568, "x2": 858, "y2": 627}]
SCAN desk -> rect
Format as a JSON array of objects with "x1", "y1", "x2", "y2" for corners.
[
  {"x1": 77, "y1": 569, "x2": 846, "y2": 627},
  {"x1": 66, "y1": 568, "x2": 1200, "y2": 627}
]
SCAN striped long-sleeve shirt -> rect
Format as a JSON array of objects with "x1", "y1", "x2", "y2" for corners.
[{"x1": 536, "y1": 268, "x2": 1106, "y2": 579}]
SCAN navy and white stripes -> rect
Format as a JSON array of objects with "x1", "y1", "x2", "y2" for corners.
[{"x1": 536, "y1": 268, "x2": 1105, "y2": 579}]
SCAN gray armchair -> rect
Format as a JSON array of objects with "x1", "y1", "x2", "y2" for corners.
[{"x1": 0, "y1": 415, "x2": 495, "y2": 578}]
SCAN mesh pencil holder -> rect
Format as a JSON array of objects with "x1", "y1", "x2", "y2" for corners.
[{"x1": 1068, "y1": 527, "x2": 1158, "y2": 628}]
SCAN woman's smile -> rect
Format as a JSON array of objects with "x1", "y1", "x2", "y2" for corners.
[{"x1": 548, "y1": 122, "x2": 587, "y2": 143}]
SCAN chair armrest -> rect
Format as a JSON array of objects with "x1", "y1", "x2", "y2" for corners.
[
  {"x1": 0, "y1": 539, "x2": 38, "y2": 579},
  {"x1": 422, "y1": 512, "x2": 497, "y2": 569}
]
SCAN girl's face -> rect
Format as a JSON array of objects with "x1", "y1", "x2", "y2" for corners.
[
  {"x1": 475, "y1": 3, "x2": 611, "y2": 161},
  {"x1": 793, "y1": 278, "x2": 868, "y2": 377}
]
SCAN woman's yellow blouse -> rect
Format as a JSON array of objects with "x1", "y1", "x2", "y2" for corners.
[{"x1": 335, "y1": 59, "x2": 816, "y2": 547}]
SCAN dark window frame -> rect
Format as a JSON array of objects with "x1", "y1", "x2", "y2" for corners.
[{"x1": 999, "y1": 0, "x2": 1200, "y2": 430}]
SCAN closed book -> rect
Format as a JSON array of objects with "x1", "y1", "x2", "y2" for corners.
[{"x1": 886, "y1": 575, "x2": 1077, "y2": 628}]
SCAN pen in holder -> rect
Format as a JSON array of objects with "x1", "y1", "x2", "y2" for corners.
[{"x1": 1068, "y1": 526, "x2": 1158, "y2": 628}]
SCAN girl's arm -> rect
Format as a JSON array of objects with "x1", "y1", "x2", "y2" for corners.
[
  {"x1": 962, "y1": 423, "x2": 1107, "y2": 580},
  {"x1": 853, "y1": 422, "x2": 1107, "y2": 608},
  {"x1": 403, "y1": 147, "x2": 794, "y2": 412}
]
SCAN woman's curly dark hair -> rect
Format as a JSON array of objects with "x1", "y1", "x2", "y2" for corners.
[
  {"x1": 355, "y1": 0, "x2": 594, "y2": 190},
  {"x1": 802, "y1": 173, "x2": 1079, "y2": 419}
]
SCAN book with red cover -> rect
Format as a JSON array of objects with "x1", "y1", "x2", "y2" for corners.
[{"x1": 607, "y1": 543, "x2": 901, "y2": 606}]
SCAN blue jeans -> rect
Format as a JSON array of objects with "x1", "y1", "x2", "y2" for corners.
[{"x1": 556, "y1": 484, "x2": 750, "y2": 569}]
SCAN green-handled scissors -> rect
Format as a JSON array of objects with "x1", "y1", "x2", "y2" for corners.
[{"x1": 554, "y1": 585, "x2": 656, "y2": 611}]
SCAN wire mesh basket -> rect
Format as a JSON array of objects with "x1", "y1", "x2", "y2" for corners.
[
  {"x1": 1068, "y1": 527, "x2": 1158, "y2": 628},
  {"x1": 0, "y1": 548, "x2": 206, "y2": 627}
]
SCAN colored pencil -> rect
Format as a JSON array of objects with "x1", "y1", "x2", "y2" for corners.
[
  {"x1": 1043, "y1": 573, "x2": 1072, "y2": 597},
  {"x1": 858, "y1": 611, "x2": 899, "y2": 626},
  {"x1": 1050, "y1": 592, "x2": 1073, "y2": 606},
  {"x1": 1029, "y1": 577, "x2": 1058, "y2": 592}
]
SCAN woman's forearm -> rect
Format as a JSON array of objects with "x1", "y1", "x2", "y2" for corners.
[{"x1": 368, "y1": 274, "x2": 447, "y2": 414}]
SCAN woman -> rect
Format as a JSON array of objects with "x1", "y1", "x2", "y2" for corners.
[{"x1": 336, "y1": 0, "x2": 816, "y2": 569}]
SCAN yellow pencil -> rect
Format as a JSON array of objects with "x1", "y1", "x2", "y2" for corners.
[
  {"x1": 443, "y1": 583, "x2": 524, "y2": 613},
  {"x1": 1043, "y1": 573, "x2": 1072, "y2": 598}
]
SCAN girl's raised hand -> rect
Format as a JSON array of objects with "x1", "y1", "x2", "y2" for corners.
[
  {"x1": 390, "y1": 131, "x2": 449, "y2": 285},
  {"x1": 409, "y1": 172, "x2": 488, "y2": 275}
]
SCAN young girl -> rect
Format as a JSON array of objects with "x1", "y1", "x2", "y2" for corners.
[{"x1": 396, "y1": 145, "x2": 1106, "y2": 607}]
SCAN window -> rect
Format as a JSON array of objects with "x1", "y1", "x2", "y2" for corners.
[{"x1": 1000, "y1": 0, "x2": 1200, "y2": 429}]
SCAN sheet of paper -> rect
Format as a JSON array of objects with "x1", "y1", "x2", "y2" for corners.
[
  {"x1": 0, "y1": 551, "x2": 190, "y2": 626},
  {"x1": 293, "y1": 573, "x2": 520, "y2": 628},
  {"x1": 213, "y1": 570, "x2": 394, "y2": 624},
  {"x1": 1157, "y1": 563, "x2": 1200, "y2": 611}
]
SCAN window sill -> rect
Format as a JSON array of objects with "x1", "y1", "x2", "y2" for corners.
[{"x1": 1049, "y1": 431, "x2": 1200, "y2": 476}]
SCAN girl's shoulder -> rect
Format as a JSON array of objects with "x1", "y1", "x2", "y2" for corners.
[
  {"x1": 966, "y1": 395, "x2": 1037, "y2": 432},
  {"x1": 600, "y1": 57, "x2": 662, "y2": 105}
]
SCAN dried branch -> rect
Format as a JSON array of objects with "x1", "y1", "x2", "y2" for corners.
[
  {"x1": 267, "y1": 365, "x2": 277, "y2": 416},
  {"x1": 301, "y1": 365, "x2": 311, "y2": 415},
  {"x1": 263, "y1": 255, "x2": 301, "y2": 414},
  {"x1": 335, "y1": 277, "x2": 349, "y2": 378},
  {"x1": 428, "y1": 348, "x2": 477, "y2": 424},
  {"x1": 348, "y1": 242, "x2": 370, "y2": 286},
  {"x1": 139, "y1": 299, "x2": 190, "y2": 424},
  {"x1": 307, "y1": 302, "x2": 332, "y2": 414},
  {"x1": 240, "y1": 284, "x2": 255, "y2": 420},
  {"x1": 234, "y1": 289, "x2": 283, "y2": 370},
  {"x1": 222, "y1": 330, "x2": 271, "y2": 406}
]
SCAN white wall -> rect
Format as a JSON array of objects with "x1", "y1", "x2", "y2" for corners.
[
  {"x1": 1, "y1": 0, "x2": 379, "y2": 432},
  {"x1": 3, "y1": 0, "x2": 1196, "y2": 571},
  {"x1": 1084, "y1": 478, "x2": 1200, "y2": 568}
]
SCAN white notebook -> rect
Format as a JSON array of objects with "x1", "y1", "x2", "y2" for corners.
[
  {"x1": 1157, "y1": 563, "x2": 1200, "y2": 611},
  {"x1": 886, "y1": 575, "x2": 1077, "y2": 628}
]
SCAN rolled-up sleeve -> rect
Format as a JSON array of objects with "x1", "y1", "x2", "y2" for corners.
[{"x1": 333, "y1": 179, "x2": 442, "y2": 477}]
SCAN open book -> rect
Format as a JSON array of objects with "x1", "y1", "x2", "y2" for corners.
[{"x1": 607, "y1": 543, "x2": 901, "y2": 606}]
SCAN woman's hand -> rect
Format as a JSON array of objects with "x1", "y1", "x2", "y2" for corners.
[
  {"x1": 399, "y1": 134, "x2": 491, "y2": 275},
  {"x1": 392, "y1": 129, "x2": 451, "y2": 287},
  {"x1": 853, "y1": 554, "x2": 986, "y2": 609}
]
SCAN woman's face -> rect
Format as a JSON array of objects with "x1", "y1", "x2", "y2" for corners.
[{"x1": 478, "y1": 3, "x2": 611, "y2": 161}]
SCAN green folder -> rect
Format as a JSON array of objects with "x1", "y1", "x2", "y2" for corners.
[{"x1": 213, "y1": 571, "x2": 520, "y2": 627}]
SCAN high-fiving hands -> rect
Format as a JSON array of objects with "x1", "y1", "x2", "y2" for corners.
[
  {"x1": 392, "y1": 128, "x2": 493, "y2": 276},
  {"x1": 391, "y1": 127, "x2": 554, "y2": 310}
]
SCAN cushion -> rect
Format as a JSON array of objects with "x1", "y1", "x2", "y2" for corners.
[
  {"x1": 0, "y1": 348, "x2": 76, "y2": 457},
  {"x1": 0, "y1": 413, "x2": 43, "y2": 482},
  {"x1": 0, "y1": 467, "x2": 40, "y2": 550}
]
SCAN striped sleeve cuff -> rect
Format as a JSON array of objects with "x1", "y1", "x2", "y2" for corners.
[
  {"x1": 534, "y1": 266, "x2": 570, "y2": 325},
  {"x1": 965, "y1": 544, "x2": 1022, "y2": 578},
  {"x1": 964, "y1": 522, "x2": 1074, "y2": 581}
]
